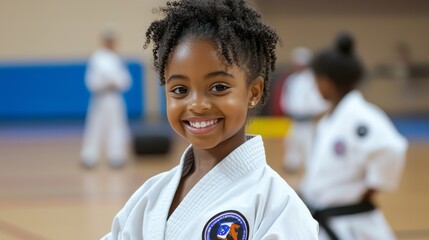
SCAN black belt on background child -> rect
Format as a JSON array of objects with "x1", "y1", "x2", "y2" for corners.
[
  {"x1": 289, "y1": 114, "x2": 315, "y2": 122},
  {"x1": 312, "y1": 200, "x2": 377, "y2": 240}
]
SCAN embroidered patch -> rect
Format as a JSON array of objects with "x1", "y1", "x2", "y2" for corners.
[
  {"x1": 202, "y1": 210, "x2": 249, "y2": 240},
  {"x1": 334, "y1": 140, "x2": 346, "y2": 156},
  {"x1": 356, "y1": 125, "x2": 369, "y2": 137}
]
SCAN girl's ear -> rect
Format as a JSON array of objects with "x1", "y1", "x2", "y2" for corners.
[{"x1": 248, "y1": 76, "x2": 264, "y2": 108}]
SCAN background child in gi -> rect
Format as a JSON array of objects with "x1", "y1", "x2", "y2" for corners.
[
  {"x1": 300, "y1": 32, "x2": 408, "y2": 240},
  {"x1": 280, "y1": 47, "x2": 329, "y2": 172},
  {"x1": 102, "y1": 0, "x2": 318, "y2": 239},
  {"x1": 81, "y1": 28, "x2": 131, "y2": 168}
]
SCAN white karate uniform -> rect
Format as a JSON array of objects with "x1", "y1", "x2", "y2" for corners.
[
  {"x1": 300, "y1": 90, "x2": 408, "y2": 240},
  {"x1": 81, "y1": 48, "x2": 131, "y2": 166},
  {"x1": 102, "y1": 135, "x2": 318, "y2": 240},
  {"x1": 280, "y1": 69, "x2": 329, "y2": 171}
]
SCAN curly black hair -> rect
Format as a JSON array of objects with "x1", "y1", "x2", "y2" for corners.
[{"x1": 144, "y1": 0, "x2": 279, "y2": 105}]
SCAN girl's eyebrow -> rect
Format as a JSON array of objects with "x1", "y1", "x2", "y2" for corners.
[
  {"x1": 205, "y1": 71, "x2": 235, "y2": 79},
  {"x1": 166, "y1": 74, "x2": 188, "y2": 83},
  {"x1": 166, "y1": 71, "x2": 234, "y2": 83}
]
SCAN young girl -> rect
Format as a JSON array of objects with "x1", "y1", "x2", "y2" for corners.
[
  {"x1": 300, "y1": 33, "x2": 408, "y2": 240},
  {"x1": 102, "y1": 0, "x2": 318, "y2": 239}
]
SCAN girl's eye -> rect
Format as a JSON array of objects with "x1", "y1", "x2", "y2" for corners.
[
  {"x1": 171, "y1": 86, "x2": 188, "y2": 95},
  {"x1": 210, "y1": 83, "x2": 229, "y2": 92}
]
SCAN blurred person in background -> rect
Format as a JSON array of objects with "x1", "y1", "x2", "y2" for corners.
[
  {"x1": 300, "y1": 32, "x2": 408, "y2": 240},
  {"x1": 81, "y1": 27, "x2": 132, "y2": 168},
  {"x1": 280, "y1": 47, "x2": 329, "y2": 172}
]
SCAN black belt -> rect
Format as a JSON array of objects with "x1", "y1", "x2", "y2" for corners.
[
  {"x1": 312, "y1": 201, "x2": 377, "y2": 240},
  {"x1": 288, "y1": 114, "x2": 315, "y2": 122}
]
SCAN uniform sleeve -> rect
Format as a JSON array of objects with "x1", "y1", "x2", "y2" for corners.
[
  {"x1": 253, "y1": 192, "x2": 319, "y2": 239},
  {"x1": 280, "y1": 77, "x2": 289, "y2": 115},
  {"x1": 85, "y1": 55, "x2": 113, "y2": 92},
  {"x1": 365, "y1": 123, "x2": 408, "y2": 192},
  {"x1": 85, "y1": 53, "x2": 132, "y2": 93},
  {"x1": 298, "y1": 71, "x2": 328, "y2": 116},
  {"x1": 365, "y1": 140, "x2": 407, "y2": 192},
  {"x1": 111, "y1": 62, "x2": 131, "y2": 92}
]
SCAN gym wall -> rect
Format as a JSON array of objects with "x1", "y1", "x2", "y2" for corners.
[{"x1": 1, "y1": 0, "x2": 428, "y2": 119}]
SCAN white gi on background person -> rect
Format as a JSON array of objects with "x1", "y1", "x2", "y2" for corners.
[
  {"x1": 280, "y1": 47, "x2": 329, "y2": 171},
  {"x1": 301, "y1": 32, "x2": 407, "y2": 240},
  {"x1": 103, "y1": 0, "x2": 318, "y2": 239},
  {"x1": 81, "y1": 28, "x2": 131, "y2": 168}
]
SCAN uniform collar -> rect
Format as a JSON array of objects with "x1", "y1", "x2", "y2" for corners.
[{"x1": 180, "y1": 135, "x2": 266, "y2": 180}]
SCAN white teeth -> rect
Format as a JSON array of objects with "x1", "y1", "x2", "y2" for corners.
[{"x1": 189, "y1": 119, "x2": 218, "y2": 129}]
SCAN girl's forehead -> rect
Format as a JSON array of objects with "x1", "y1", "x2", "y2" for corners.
[
  {"x1": 168, "y1": 39, "x2": 227, "y2": 70},
  {"x1": 174, "y1": 38, "x2": 218, "y2": 58},
  {"x1": 165, "y1": 39, "x2": 249, "y2": 82},
  {"x1": 176, "y1": 39, "x2": 215, "y2": 56},
  {"x1": 167, "y1": 38, "x2": 248, "y2": 76}
]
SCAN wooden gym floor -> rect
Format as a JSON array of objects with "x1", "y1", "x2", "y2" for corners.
[{"x1": 0, "y1": 122, "x2": 428, "y2": 240}]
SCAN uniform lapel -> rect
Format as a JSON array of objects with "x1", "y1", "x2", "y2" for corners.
[{"x1": 146, "y1": 145, "x2": 194, "y2": 240}]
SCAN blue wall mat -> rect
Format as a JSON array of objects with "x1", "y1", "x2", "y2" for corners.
[
  {"x1": 124, "y1": 61, "x2": 144, "y2": 119},
  {"x1": 0, "y1": 60, "x2": 143, "y2": 120},
  {"x1": 159, "y1": 84, "x2": 167, "y2": 118},
  {"x1": 392, "y1": 116, "x2": 429, "y2": 141}
]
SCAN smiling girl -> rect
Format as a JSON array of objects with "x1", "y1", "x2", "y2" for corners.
[{"x1": 102, "y1": 1, "x2": 318, "y2": 239}]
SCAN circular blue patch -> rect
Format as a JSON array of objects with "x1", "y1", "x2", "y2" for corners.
[{"x1": 202, "y1": 210, "x2": 249, "y2": 240}]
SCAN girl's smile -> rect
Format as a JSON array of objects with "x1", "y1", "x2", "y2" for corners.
[{"x1": 183, "y1": 117, "x2": 222, "y2": 134}]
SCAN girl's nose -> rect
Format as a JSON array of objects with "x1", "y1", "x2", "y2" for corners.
[{"x1": 189, "y1": 93, "x2": 211, "y2": 113}]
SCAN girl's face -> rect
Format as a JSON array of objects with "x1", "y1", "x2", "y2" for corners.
[
  {"x1": 164, "y1": 39, "x2": 262, "y2": 150},
  {"x1": 315, "y1": 74, "x2": 334, "y2": 101}
]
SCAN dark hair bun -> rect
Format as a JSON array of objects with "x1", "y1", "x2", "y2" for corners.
[{"x1": 335, "y1": 32, "x2": 354, "y2": 55}]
